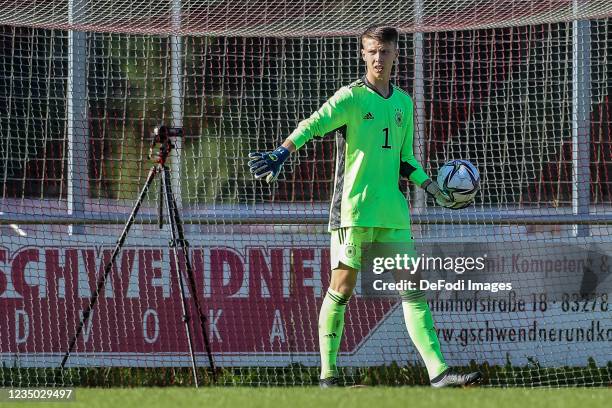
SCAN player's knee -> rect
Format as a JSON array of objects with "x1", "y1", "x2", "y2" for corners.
[
  {"x1": 330, "y1": 283, "x2": 354, "y2": 297},
  {"x1": 329, "y1": 276, "x2": 355, "y2": 294},
  {"x1": 330, "y1": 264, "x2": 358, "y2": 296}
]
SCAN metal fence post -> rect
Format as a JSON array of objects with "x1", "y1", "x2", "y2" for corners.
[
  {"x1": 67, "y1": 0, "x2": 89, "y2": 235},
  {"x1": 572, "y1": 9, "x2": 591, "y2": 238},
  {"x1": 170, "y1": 0, "x2": 184, "y2": 209}
]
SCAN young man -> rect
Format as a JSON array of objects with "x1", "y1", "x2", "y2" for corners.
[{"x1": 248, "y1": 26, "x2": 481, "y2": 388}]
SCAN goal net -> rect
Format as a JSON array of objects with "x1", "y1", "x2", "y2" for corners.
[{"x1": 0, "y1": 1, "x2": 610, "y2": 387}]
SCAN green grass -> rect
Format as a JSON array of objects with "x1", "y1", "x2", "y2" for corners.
[
  {"x1": 2, "y1": 387, "x2": 610, "y2": 408},
  {"x1": 3, "y1": 361, "x2": 610, "y2": 387}
]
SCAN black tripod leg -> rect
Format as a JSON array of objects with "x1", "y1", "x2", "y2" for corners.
[
  {"x1": 161, "y1": 167, "x2": 201, "y2": 387},
  {"x1": 158, "y1": 177, "x2": 164, "y2": 229},
  {"x1": 162, "y1": 166, "x2": 217, "y2": 383},
  {"x1": 61, "y1": 165, "x2": 159, "y2": 369}
]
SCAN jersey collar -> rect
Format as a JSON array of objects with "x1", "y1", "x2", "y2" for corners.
[{"x1": 362, "y1": 75, "x2": 394, "y2": 99}]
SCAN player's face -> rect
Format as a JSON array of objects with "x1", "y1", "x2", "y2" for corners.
[{"x1": 361, "y1": 38, "x2": 398, "y2": 81}]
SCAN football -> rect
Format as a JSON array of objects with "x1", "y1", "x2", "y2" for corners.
[{"x1": 436, "y1": 159, "x2": 480, "y2": 204}]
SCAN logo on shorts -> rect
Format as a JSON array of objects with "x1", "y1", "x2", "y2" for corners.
[{"x1": 345, "y1": 244, "x2": 357, "y2": 258}]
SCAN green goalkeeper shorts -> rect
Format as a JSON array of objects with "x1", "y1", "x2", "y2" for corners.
[{"x1": 330, "y1": 227, "x2": 414, "y2": 271}]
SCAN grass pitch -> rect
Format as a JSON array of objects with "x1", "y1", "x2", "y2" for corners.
[{"x1": 3, "y1": 387, "x2": 609, "y2": 408}]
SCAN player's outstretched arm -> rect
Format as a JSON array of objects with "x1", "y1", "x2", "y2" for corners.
[
  {"x1": 248, "y1": 140, "x2": 296, "y2": 183},
  {"x1": 248, "y1": 87, "x2": 351, "y2": 184}
]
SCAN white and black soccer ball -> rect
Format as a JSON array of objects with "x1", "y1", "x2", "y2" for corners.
[{"x1": 436, "y1": 159, "x2": 480, "y2": 204}]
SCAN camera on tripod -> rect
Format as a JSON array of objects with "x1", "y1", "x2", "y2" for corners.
[
  {"x1": 148, "y1": 125, "x2": 183, "y2": 163},
  {"x1": 62, "y1": 123, "x2": 217, "y2": 385}
]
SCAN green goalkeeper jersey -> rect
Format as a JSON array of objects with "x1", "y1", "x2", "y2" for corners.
[{"x1": 287, "y1": 76, "x2": 430, "y2": 230}]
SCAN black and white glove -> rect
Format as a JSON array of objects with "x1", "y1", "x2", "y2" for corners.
[
  {"x1": 423, "y1": 179, "x2": 473, "y2": 210},
  {"x1": 446, "y1": 200, "x2": 472, "y2": 210},
  {"x1": 422, "y1": 179, "x2": 455, "y2": 209}
]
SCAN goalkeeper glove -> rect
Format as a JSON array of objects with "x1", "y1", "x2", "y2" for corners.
[
  {"x1": 447, "y1": 200, "x2": 473, "y2": 210},
  {"x1": 248, "y1": 146, "x2": 290, "y2": 183},
  {"x1": 422, "y1": 179, "x2": 455, "y2": 208}
]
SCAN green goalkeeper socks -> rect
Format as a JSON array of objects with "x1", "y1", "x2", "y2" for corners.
[
  {"x1": 318, "y1": 288, "x2": 445, "y2": 380},
  {"x1": 401, "y1": 291, "x2": 449, "y2": 379},
  {"x1": 318, "y1": 288, "x2": 350, "y2": 379}
]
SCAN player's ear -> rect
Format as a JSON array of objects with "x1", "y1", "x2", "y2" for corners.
[{"x1": 361, "y1": 48, "x2": 366, "y2": 62}]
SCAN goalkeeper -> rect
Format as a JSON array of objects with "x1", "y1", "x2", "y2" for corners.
[{"x1": 248, "y1": 25, "x2": 481, "y2": 388}]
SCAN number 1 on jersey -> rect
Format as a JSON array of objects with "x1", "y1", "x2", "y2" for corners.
[{"x1": 382, "y1": 127, "x2": 391, "y2": 149}]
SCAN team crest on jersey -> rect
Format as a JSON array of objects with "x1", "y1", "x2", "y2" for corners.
[{"x1": 395, "y1": 108, "x2": 403, "y2": 127}]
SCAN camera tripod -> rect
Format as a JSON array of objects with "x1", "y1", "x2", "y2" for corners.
[{"x1": 60, "y1": 126, "x2": 216, "y2": 386}]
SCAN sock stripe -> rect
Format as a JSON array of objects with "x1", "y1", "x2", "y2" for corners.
[
  {"x1": 327, "y1": 293, "x2": 349, "y2": 305},
  {"x1": 400, "y1": 290, "x2": 425, "y2": 302},
  {"x1": 327, "y1": 290, "x2": 350, "y2": 305}
]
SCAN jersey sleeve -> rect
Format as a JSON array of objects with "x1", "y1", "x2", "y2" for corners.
[
  {"x1": 286, "y1": 87, "x2": 353, "y2": 149},
  {"x1": 399, "y1": 96, "x2": 430, "y2": 186}
]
